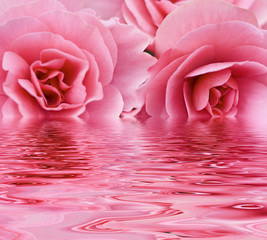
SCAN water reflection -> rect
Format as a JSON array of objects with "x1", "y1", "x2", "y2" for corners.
[{"x1": 0, "y1": 118, "x2": 266, "y2": 239}]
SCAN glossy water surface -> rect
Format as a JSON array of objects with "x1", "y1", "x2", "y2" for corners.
[{"x1": 0, "y1": 117, "x2": 266, "y2": 240}]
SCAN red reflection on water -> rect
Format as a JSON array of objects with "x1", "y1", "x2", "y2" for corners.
[{"x1": 0, "y1": 118, "x2": 266, "y2": 239}]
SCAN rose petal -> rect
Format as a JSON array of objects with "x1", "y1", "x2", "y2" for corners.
[
  {"x1": 2, "y1": 52, "x2": 45, "y2": 117},
  {"x1": 0, "y1": 0, "x2": 66, "y2": 25},
  {"x1": 219, "y1": 89, "x2": 236, "y2": 113},
  {"x1": 155, "y1": 0, "x2": 258, "y2": 56},
  {"x1": 86, "y1": 85, "x2": 123, "y2": 118},
  {"x1": 183, "y1": 78, "x2": 211, "y2": 119},
  {"x1": 209, "y1": 88, "x2": 221, "y2": 107},
  {"x1": 1, "y1": 98, "x2": 22, "y2": 118},
  {"x1": 0, "y1": 0, "x2": 33, "y2": 16},
  {"x1": 11, "y1": 32, "x2": 87, "y2": 64},
  {"x1": 18, "y1": 78, "x2": 85, "y2": 113},
  {"x1": 187, "y1": 61, "x2": 267, "y2": 79},
  {"x1": 40, "y1": 84, "x2": 62, "y2": 107},
  {"x1": 145, "y1": 0, "x2": 165, "y2": 27},
  {"x1": 0, "y1": 17, "x2": 49, "y2": 93},
  {"x1": 38, "y1": 10, "x2": 114, "y2": 86},
  {"x1": 107, "y1": 19, "x2": 156, "y2": 112},
  {"x1": 40, "y1": 49, "x2": 89, "y2": 104},
  {"x1": 166, "y1": 45, "x2": 214, "y2": 118},
  {"x1": 236, "y1": 74, "x2": 267, "y2": 120},
  {"x1": 170, "y1": 21, "x2": 264, "y2": 61},
  {"x1": 124, "y1": 0, "x2": 156, "y2": 36},
  {"x1": 249, "y1": 0, "x2": 267, "y2": 27},
  {"x1": 82, "y1": 50, "x2": 103, "y2": 104},
  {"x1": 79, "y1": 11, "x2": 117, "y2": 67},
  {"x1": 146, "y1": 56, "x2": 185, "y2": 118},
  {"x1": 192, "y1": 69, "x2": 232, "y2": 111},
  {"x1": 58, "y1": 0, "x2": 123, "y2": 19},
  {"x1": 224, "y1": 45, "x2": 267, "y2": 66}
]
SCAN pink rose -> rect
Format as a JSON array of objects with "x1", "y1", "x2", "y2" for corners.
[
  {"x1": 140, "y1": 0, "x2": 267, "y2": 120},
  {"x1": 0, "y1": 0, "x2": 155, "y2": 118}
]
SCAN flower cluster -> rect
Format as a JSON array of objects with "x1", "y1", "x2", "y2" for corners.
[{"x1": 0, "y1": 0, "x2": 267, "y2": 120}]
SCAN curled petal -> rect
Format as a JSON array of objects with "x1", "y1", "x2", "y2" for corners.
[
  {"x1": 38, "y1": 10, "x2": 114, "y2": 86},
  {"x1": 107, "y1": 19, "x2": 156, "y2": 113},
  {"x1": 166, "y1": 45, "x2": 214, "y2": 118},
  {"x1": 3, "y1": 52, "x2": 45, "y2": 117},
  {"x1": 11, "y1": 32, "x2": 87, "y2": 64},
  {"x1": 192, "y1": 69, "x2": 231, "y2": 111}
]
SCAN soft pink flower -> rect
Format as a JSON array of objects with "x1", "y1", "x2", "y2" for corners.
[
  {"x1": 140, "y1": 0, "x2": 267, "y2": 120},
  {"x1": 0, "y1": 0, "x2": 155, "y2": 118}
]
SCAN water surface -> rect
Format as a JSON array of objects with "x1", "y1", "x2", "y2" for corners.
[{"x1": 0, "y1": 117, "x2": 266, "y2": 240}]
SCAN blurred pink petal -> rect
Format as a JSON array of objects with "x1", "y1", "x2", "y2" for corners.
[
  {"x1": 155, "y1": 0, "x2": 258, "y2": 56},
  {"x1": 86, "y1": 85, "x2": 123, "y2": 118},
  {"x1": 58, "y1": 0, "x2": 123, "y2": 19}
]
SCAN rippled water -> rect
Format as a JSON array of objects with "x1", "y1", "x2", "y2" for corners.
[{"x1": 0, "y1": 117, "x2": 267, "y2": 240}]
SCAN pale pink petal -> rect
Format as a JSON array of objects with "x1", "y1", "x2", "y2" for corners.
[
  {"x1": 156, "y1": 0, "x2": 178, "y2": 14},
  {"x1": 11, "y1": 32, "x2": 86, "y2": 64},
  {"x1": 166, "y1": 45, "x2": 214, "y2": 118},
  {"x1": 0, "y1": 0, "x2": 66, "y2": 25},
  {"x1": 107, "y1": 19, "x2": 156, "y2": 112},
  {"x1": 18, "y1": 78, "x2": 86, "y2": 114},
  {"x1": 2, "y1": 52, "x2": 45, "y2": 117},
  {"x1": 58, "y1": 0, "x2": 123, "y2": 19},
  {"x1": 183, "y1": 78, "x2": 211, "y2": 119},
  {"x1": 209, "y1": 88, "x2": 221, "y2": 107},
  {"x1": 155, "y1": 0, "x2": 258, "y2": 56},
  {"x1": 170, "y1": 22, "x2": 263, "y2": 61},
  {"x1": 192, "y1": 69, "x2": 232, "y2": 111},
  {"x1": 144, "y1": 0, "x2": 165, "y2": 27},
  {"x1": 0, "y1": 17, "x2": 49, "y2": 92},
  {"x1": 18, "y1": 79, "x2": 60, "y2": 107},
  {"x1": 0, "y1": 0, "x2": 34, "y2": 16},
  {"x1": 227, "y1": 77, "x2": 238, "y2": 90},
  {"x1": 82, "y1": 50, "x2": 103, "y2": 104},
  {"x1": 0, "y1": 95, "x2": 9, "y2": 118},
  {"x1": 1, "y1": 99, "x2": 22, "y2": 118},
  {"x1": 249, "y1": 0, "x2": 267, "y2": 27},
  {"x1": 145, "y1": 56, "x2": 185, "y2": 118},
  {"x1": 220, "y1": 89, "x2": 236, "y2": 113},
  {"x1": 78, "y1": 11, "x2": 117, "y2": 67},
  {"x1": 231, "y1": 0, "x2": 254, "y2": 9},
  {"x1": 236, "y1": 74, "x2": 267, "y2": 120},
  {"x1": 124, "y1": 0, "x2": 157, "y2": 36},
  {"x1": 224, "y1": 45, "x2": 267, "y2": 66},
  {"x1": 187, "y1": 61, "x2": 267, "y2": 78},
  {"x1": 86, "y1": 85, "x2": 123, "y2": 118},
  {"x1": 38, "y1": 10, "x2": 114, "y2": 86},
  {"x1": 122, "y1": 2, "x2": 139, "y2": 30}
]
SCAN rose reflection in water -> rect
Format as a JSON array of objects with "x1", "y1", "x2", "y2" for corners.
[{"x1": 0, "y1": 118, "x2": 266, "y2": 239}]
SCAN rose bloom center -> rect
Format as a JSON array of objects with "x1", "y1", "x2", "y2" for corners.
[{"x1": 185, "y1": 70, "x2": 239, "y2": 117}]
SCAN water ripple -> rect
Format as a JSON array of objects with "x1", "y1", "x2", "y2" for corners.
[{"x1": 0, "y1": 118, "x2": 266, "y2": 239}]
